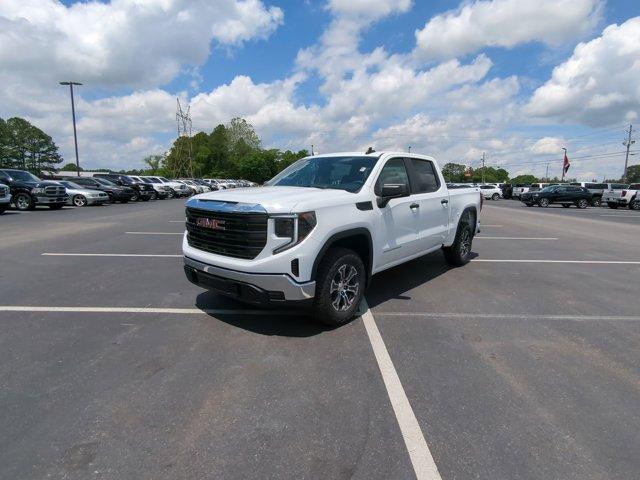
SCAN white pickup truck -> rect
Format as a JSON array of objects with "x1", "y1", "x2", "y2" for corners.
[{"x1": 183, "y1": 151, "x2": 482, "y2": 325}]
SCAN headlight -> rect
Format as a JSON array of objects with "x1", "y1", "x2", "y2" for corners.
[
  {"x1": 31, "y1": 187, "x2": 46, "y2": 194},
  {"x1": 273, "y1": 212, "x2": 316, "y2": 254}
]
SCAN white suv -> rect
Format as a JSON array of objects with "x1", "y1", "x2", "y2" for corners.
[
  {"x1": 479, "y1": 185, "x2": 501, "y2": 200},
  {"x1": 183, "y1": 151, "x2": 482, "y2": 326}
]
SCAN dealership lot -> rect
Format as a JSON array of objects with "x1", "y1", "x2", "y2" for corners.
[{"x1": 1, "y1": 200, "x2": 640, "y2": 480}]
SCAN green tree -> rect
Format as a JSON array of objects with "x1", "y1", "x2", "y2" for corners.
[
  {"x1": 0, "y1": 117, "x2": 63, "y2": 173},
  {"x1": 143, "y1": 154, "x2": 164, "y2": 175},
  {"x1": 208, "y1": 124, "x2": 230, "y2": 175},
  {"x1": 511, "y1": 174, "x2": 539, "y2": 184},
  {"x1": 626, "y1": 164, "x2": 640, "y2": 183},
  {"x1": 441, "y1": 163, "x2": 467, "y2": 182},
  {"x1": 473, "y1": 166, "x2": 509, "y2": 183},
  {"x1": 61, "y1": 162, "x2": 82, "y2": 172}
]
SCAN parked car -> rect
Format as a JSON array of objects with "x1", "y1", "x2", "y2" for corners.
[
  {"x1": 605, "y1": 183, "x2": 638, "y2": 209},
  {"x1": 59, "y1": 180, "x2": 110, "y2": 206},
  {"x1": 479, "y1": 184, "x2": 502, "y2": 200},
  {"x1": 567, "y1": 182, "x2": 605, "y2": 206},
  {"x1": 133, "y1": 176, "x2": 170, "y2": 199},
  {"x1": 0, "y1": 182, "x2": 11, "y2": 214},
  {"x1": 174, "y1": 179, "x2": 198, "y2": 195},
  {"x1": 145, "y1": 176, "x2": 191, "y2": 197},
  {"x1": 93, "y1": 173, "x2": 155, "y2": 201},
  {"x1": 528, "y1": 183, "x2": 551, "y2": 192},
  {"x1": 193, "y1": 179, "x2": 214, "y2": 191},
  {"x1": 183, "y1": 151, "x2": 482, "y2": 326},
  {"x1": 70, "y1": 177, "x2": 135, "y2": 203},
  {"x1": 511, "y1": 183, "x2": 530, "y2": 199},
  {"x1": 521, "y1": 185, "x2": 592, "y2": 208},
  {"x1": 0, "y1": 168, "x2": 68, "y2": 211}
]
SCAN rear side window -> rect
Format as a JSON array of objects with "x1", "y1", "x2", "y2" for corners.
[
  {"x1": 375, "y1": 158, "x2": 409, "y2": 195},
  {"x1": 409, "y1": 159, "x2": 440, "y2": 193}
]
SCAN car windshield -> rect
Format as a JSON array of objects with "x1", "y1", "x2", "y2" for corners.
[
  {"x1": 95, "y1": 178, "x2": 116, "y2": 186},
  {"x1": 61, "y1": 181, "x2": 82, "y2": 189},
  {"x1": 541, "y1": 186, "x2": 558, "y2": 192},
  {"x1": 146, "y1": 178, "x2": 160, "y2": 183},
  {"x1": 5, "y1": 170, "x2": 41, "y2": 182},
  {"x1": 159, "y1": 177, "x2": 170, "y2": 182},
  {"x1": 265, "y1": 156, "x2": 378, "y2": 192}
]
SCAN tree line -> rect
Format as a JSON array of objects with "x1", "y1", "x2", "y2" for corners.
[{"x1": 0, "y1": 117, "x2": 63, "y2": 173}]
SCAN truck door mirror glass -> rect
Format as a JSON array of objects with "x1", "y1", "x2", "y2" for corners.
[{"x1": 377, "y1": 183, "x2": 407, "y2": 207}]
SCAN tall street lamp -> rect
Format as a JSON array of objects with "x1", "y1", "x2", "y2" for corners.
[{"x1": 59, "y1": 81, "x2": 83, "y2": 176}]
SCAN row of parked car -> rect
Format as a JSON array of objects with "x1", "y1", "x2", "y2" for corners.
[
  {"x1": 506, "y1": 182, "x2": 640, "y2": 209},
  {"x1": 0, "y1": 168, "x2": 256, "y2": 213}
]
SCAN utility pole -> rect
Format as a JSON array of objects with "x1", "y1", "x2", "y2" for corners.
[
  {"x1": 408, "y1": 145, "x2": 411, "y2": 153},
  {"x1": 545, "y1": 163, "x2": 549, "y2": 182},
  {"x1": 311, "y1": 144, "x2": 314, "y2": 155},
  {"x1": 622, "y1": 124, "x2": 634, "y2": 182},
  {"x1": 481, "y1": 152, "x2": 485, "y2": 184},
  {"x1": 561, "y1": 148, "x2": 567, "y2": 182},
  {"x1": 59, "y1": 81, "x2": 83, "y2": 176}
]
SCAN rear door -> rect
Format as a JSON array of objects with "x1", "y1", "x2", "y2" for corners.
[
  {"x1": 406, "y1": 157, "x2": 450, "y2": 250},
  {"x1": 374, "y1": 157, "x2": 422, "y2": 267}
]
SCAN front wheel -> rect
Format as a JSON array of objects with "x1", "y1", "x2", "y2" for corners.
[
  {"x1": 538, "y1": 198, "x2": 550, "y2": 207},
  {"x1": 313, "y1": 247, "x2": 365, "y2": 327},
  {"x1": 73, "y1": 195, "x2": 87, "y2": 207},
  {"x1": 443, "y1": 218, "x2": 474, "y2": 267},
  {"x1": 14, "y1": 193, "x2": 34, "y2": 211},
  {"x1": 629, "y1": 199, "x2": 640, "y2": 210},
  {"x1": 576, "y1": 199, "x2": 589, "y2": 209},
  {"x1": 492, "y1": 193, "x2": 500, "y2": 201}
]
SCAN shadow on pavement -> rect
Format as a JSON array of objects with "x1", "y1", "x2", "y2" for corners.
[{"x1": 195, "y1": 291, "x2": 329, "y2": 338}]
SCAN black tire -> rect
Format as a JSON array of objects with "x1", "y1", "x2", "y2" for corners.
[
  {"x1": 576, "y1": 198, "x2": 589, "y2": 209},
  {"x1": 48, "y1": 204, "x2": 64, "y2": 210},
  {"x1": 629, "y1": 199, "x2": 639, "y2": 210},
  {"x1": 562, "y1": 204, "x2": 571, "y2": 208},
  {"x1": 608, "y1": 203, "x2": 618, "y2": 209},
  {"x1": 492, "y1": 193, "x2": 500, "y2": 200},
  {"x1": 312, "y1": 247, "x2": 365, "y2": 327},
  {"x1": 167, "y1": 190, "x2": 175, "y2": 199},
  {"x1": 0, "y1": 205, "x2": 7, "y2": 215},
  {"x1": 107, "y1": 192, "x2": 114, "y2": 203},
  {"x1": 538, "y1": 198, "x2": 550, "y2": 207},
  {"x1": 130, "y1": 193, "x2": 139, "y2": 202},
  {"x1": 151, "y1": 192, "x2": 157, "y2": 200},
  {"x1": 442, "y1": 212, "x2": 474, "y2": 267},
  {"x1": 14, "y1": 193, "x2": 34, "y2": 211},
  {"x1": 73, "y1": 195, "x2": 87, "y2": 207},
  {"x1": 591, "y1": 197, "x2": 601, "y2": 207}
]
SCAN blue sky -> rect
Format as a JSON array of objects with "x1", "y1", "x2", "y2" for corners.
[{"x1": 2, "y1": 0, "x2": 639, "y2": 180}]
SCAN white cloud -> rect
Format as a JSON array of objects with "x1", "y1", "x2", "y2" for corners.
[
  {"x1": 0, "y1": 0, "x2": 283, "y2": 89},
  {"x1": 529, "y1": 137, "x2": 565, "y2": 155},
  {"x1": 525, "y1": 17, "x2": 640, "y2": 126},
  {"x1": 414, "y1": 0, "x2": 602, "y2": 60}
]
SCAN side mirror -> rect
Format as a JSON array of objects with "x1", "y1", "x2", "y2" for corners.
[{"x1": 377, "y1": 183, "x2": 407, "y2": 208}]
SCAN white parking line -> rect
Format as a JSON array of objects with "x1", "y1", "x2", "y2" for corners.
[
  {"x1": 475, "y1": 236, "x2": 557, "y2": 240},
  {"x1": 126, "y1": 232, "x2": 183, "y2": 235},
  {"x1": 169, "y1": 220, "x2": 185, "y2": 223},
  {"x1": 373, "y1": 312, "x2": 640, "y2": 321},
  {"x1": 479, "y1": 224, "x2": 502, "y2": 227},
  {"x1": 0, "y1": 306, "x2": 298, "y2": 315},
  {"x1": 42, "y1": 253, "x2": 182, "y2": 258},
  {"x1": 360, "y1": 300, "x2": 442, "y2": 480},
  {"x1": 600, "y1": 214, "x2": 639, "y2": 218},
  {"x1": 471, "y1": 259, "x2": 640, "y2": 264}
]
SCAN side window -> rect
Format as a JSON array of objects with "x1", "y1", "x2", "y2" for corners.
[
  {"x1": 409, "y1": 159, "x2": 440, "y2": 193},
  {"x1": 375, "y1": 158, "x2": 409, "y2": 195}
]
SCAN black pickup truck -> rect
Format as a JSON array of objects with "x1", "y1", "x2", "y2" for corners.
[
  {"x1": 93, "y1": 173, "x2": 155, "y2": 201},
  {"x1": 0, "y1": 168, "x2": 68, "y2": 211}
]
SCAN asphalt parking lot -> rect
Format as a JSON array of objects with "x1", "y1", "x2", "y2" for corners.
[{"x1": 1, "y1": 199, "x2": 640, "y2": 480}]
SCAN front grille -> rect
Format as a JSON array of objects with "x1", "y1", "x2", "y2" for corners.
[
  {"x1": 45, "y1": 186, "x2": 66, "y2": 196},
  {"x1": 186, "y1": 207, "x2": 268, "y2": 260}
]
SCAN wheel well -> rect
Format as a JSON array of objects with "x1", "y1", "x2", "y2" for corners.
[
  {"x1": 312, "y1": 229, "x2": 373, "y2": 285},
  {"x1": 461, "y1": 207, "x2": 477, "y2": 232}
]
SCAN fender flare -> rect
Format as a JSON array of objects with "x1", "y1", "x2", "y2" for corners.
[{"x1": 311, "y1": 227, "x2": 374, "y2": 285}]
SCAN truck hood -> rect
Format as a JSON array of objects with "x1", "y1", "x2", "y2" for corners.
[{"x1": 192, "y1": 186, "x2": 357, "y2": 213}]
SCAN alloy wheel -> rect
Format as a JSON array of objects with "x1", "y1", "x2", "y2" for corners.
[
  {"x1": 459, "y1": 228, "x2": 471, "y2": 258},
  {"x1": 329, "y1": 264, "x2": 359, "y2": 312}
]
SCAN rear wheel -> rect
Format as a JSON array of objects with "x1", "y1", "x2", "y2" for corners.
[
  {"x1": 14, "y1": 193, "x2": 34, "y2": 211},
  {"x1": 629, "y1": 198, "x2": 639, "y2": 210},
  {"x1": 576, "y1": 198, "x2": 589, "y2": 209},
  {"x1": 608, "y1": 203, "x2": 618, "y2": 209},
  {"x1": 538, "y1": 198, "x2": 549, "y2": 207},
  {"x1": 591, "y1": 197, "x2": 601, "y2": 207},
  {"x1": 313, "y1": 247, "x2": 365, "y2": 327},
  {"x1": 443, "y1": 212, "x2": 474, "y2": 267},
  {"x1": 492, "y1": 193, "x2": 500, "y2": 200},
  {"x1": 73, "y1": 195, "x2": 87, "y2": 207}
]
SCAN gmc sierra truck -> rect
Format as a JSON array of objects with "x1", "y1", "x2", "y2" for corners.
[{"x1": 183, "y1": 152, "x2": 482, "y2": 326}]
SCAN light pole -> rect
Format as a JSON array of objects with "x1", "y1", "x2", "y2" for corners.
[{"x1": 59, "y1": 81, "x2": 83, "y2": 176}]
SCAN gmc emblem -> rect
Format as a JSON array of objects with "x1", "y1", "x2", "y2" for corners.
[{"x1": 195, "y1": 217, "x2": 226, "y2": 230}]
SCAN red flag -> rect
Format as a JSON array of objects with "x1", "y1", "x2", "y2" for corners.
[{"x1": 563, "y1": 152, "x2": 571, "y2": 174}]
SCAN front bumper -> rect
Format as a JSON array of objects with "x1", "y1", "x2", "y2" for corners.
[
  {"x1": 184, "y1": 256, "x2": 315, "y2": 304},
  {"x1": 35, "y1": 195, "x2": 68, "y2": 204}
]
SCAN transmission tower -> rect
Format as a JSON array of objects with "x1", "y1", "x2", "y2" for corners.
[{"x1": 172, "y1": 98, "x2": 194, "y2": 178}]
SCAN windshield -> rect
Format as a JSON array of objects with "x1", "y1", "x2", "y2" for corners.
[
  {"x1": 6, "y1": 170, "x2": 41, "y2": 182},
  {"x1": 159, "y1": 177, "x2": 170, "y2": 182},
  {"x1": 266, "y1": 156, "x2": 378, "y2": 192},
  {"x1": 95, "y1": 178, "x2": 116, "y2": 186},
  {"x1": 60, "y1": 181, "x2": 82, "y2": 189},
  {"x1": 541, "y1": 186, "x2": 558, "y2": 192}
]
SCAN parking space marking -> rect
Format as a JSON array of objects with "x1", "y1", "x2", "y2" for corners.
[
  {"x1": 0, "y1": 306, "x2": 298, "y2": 316},
  {"x1": 600, "y1": 214, "x2": 640, "y2": 218},
  {"x1": 169, "y1": 220, "x2": 185, "y2": 223},
  {"x1": 125, "y1": 232, "x2": 183, "y2": 235},
  {"x1": 475, "y1": 236, "x2": 557, "y2": 240},
  {"x1": 471, "y1": 259, "x2": 640, "y2": 264},
  {"x1": 373, "y1": 312, "x2": 640, "y2": 321},
  {"x1": 361, "y1": 300, "x2": 442, "y2": 480},
  {"x1": 42, "y1": 253, "x2": 182, "y2": 257},
  {"x1": 479, "y1": 224, "x2": 502, "y2": 227}
]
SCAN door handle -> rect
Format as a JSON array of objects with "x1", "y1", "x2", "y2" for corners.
[
  {"x1": 441, "y1": 199, "x2": 449, "y2": 204},
  {"x1": 410, "y1": 203, "x2": 419, "y2": 209}
]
